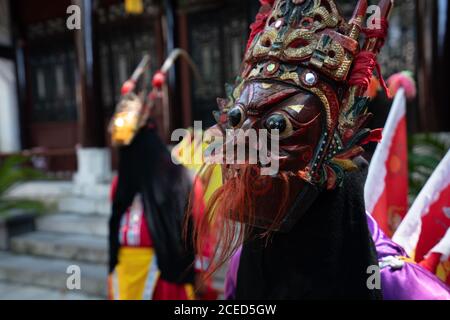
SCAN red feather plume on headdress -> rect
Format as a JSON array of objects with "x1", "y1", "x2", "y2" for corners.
[{"x1": 246, "y1": 0, "x2": 276, "y2": 50}]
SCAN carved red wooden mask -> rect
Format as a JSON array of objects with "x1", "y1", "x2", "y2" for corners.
[{"x1": 208, "y1": 0, "x2": 392, "y2": 232}]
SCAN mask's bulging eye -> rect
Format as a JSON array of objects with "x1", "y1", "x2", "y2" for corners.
[
  {"x1": 265, "y1": 113, "x2": 293, "y2": 138},
  {"x1": 227, "y1": 106, "x2": 245, "y2": 128}
]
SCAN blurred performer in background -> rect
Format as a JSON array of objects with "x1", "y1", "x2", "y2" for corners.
[
  {"x1": 108, "y1": 53, "x2": 216, "y2": 300},
  {"x1": 193, "y1": 0, "x2": 397, "y2": 299}
]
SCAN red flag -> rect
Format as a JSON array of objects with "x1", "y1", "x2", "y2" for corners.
[
  {"x1": 365, "y1": 89, "x2": 409, "y2": 237},
  {"x1": 393, "y1": 151, "x2": 450, "y2": 285}
]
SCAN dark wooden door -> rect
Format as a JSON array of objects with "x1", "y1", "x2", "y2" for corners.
[{"x1": 186, "y1": 0, "x2": 259, "y2": 128}]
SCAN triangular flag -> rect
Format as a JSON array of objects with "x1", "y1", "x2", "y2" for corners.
[
  {"x1": 365, "y1": 88, "x2": 409, "y2": 237},
  {"x1": 393, "y1": 150, "x2": 450, "y2": 285}
]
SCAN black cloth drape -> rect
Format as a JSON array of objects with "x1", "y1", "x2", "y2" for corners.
[
  {"x1": 235, "y1": 165, "x2": 382, "y2": 300},
  {"x1": 109, "y1": 125, "x2": 195, "y2": 284}
]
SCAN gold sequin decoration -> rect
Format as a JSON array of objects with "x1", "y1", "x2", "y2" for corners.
[{"x1": 288, "y1": 105, "x2": 305, "y2": 113}]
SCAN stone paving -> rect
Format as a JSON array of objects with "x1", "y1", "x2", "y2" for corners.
[{"x1": 0, "y1": 282, "x2": 101, "y2": 300}]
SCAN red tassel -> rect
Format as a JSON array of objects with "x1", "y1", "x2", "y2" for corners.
[
  {"x1": 246, "y1": 0, "x2": 276, "y2": 50},
  {"x1": 348, "y1": 19, "x2": 391, "y2": 99},
  {"x1": 348, "y1": 51, "x2": 391, "y2": 99},
  {"x1": 121, "y1": 80, "x2": 136, "y2": 95},
  {"x1": 152, "y1": 71, "x2": 166, "y2": 89},
  {"x1": 361, "y1": 128, "x2": 383, "y2": 145}
]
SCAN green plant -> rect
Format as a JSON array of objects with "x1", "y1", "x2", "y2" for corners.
[
  {"x1": 408, "y1": 133, "x2": 449, "y2": 199},
  {"x1": 0, "y1": 155, "x2": 46, "y2": 215}
]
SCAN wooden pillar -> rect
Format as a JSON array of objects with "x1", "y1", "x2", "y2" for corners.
[
  {"x1": 178, "y1": 12, "x2": 193, "y2": 129},
  {"x1": 73, "y1": 0, "x2": 105, "y2": 147},
  {"x1": 416, "y1": 0, "x2": 450, "y2": 132},
  {"x1": 9, "y1": 0, "x2": 27, "y2": 150},
  {"x1": 163, "y1": 0, "x2": 181, "y2": 135},
  {"x1": 435, "y1": 0, "x2": 450, "y2": 131}
]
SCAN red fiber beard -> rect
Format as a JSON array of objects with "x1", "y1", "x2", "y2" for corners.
[
  {"x1": 193, "y1": 164, "x2": 307, "y2": 278},
  {"x1": 215, "y1": 164, "x2": 294, "y2": 233}
]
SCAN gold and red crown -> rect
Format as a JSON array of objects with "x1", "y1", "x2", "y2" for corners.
[
  {"x1": 220, "y1": 0, "x2": 393, "y2": 189},
  {"x1": 243, "y1": 0, "x2": 362, "y2": 84}
]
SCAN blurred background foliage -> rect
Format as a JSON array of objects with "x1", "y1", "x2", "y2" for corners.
[
  {"x1": 409, "y1": 133, "x2": 450, "y2": 200},
  {"x1": 0, "y1": 155, "x2": 47, "y2": 215}
]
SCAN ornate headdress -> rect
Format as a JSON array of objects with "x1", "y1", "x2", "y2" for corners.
[
  {"x1": 110, "y1": 50, "x2": 201, "y2": 146},
  {"x1": 204, "y1": 0, "x2": 394, "y2": 234}
]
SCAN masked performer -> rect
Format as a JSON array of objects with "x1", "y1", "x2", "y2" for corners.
[
  {"x1": 108, "y1": 53, "x2": 215, "y2": 300},
  {"x1": 192, "y1": 0, "x2": 400, "y2": 299}
]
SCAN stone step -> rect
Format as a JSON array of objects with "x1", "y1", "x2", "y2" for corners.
[
  {"x1": 0, "y1": 252, "x2": 225, "y2": 300},
  {"x1": 0, "y1": 281, "x2": 102, "y2": 300},
  {"x1": 59, "y1": 196, "x2": 110, "y2": 216},
  {"x1": 4, "y1": 181, "x2": 73, "y2": 207},
  {"x1": 37, "y1": 212, "x2": 108, "y2": 237},
  {"x1": 5, "y1": 181, "x2": 111, "y2": 202},
  {"x1": 10, "y1": 231, "x2": 107, "y2": 264},
  {"x1": 71, "y1": 183, "x2": 110, "y2": 200},
  {"x1": 0, "y1": 252, "x2": 107, "y2": 297}
]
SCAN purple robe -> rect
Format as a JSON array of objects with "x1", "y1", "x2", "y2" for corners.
[{"x1": 225, "y1": 213, "x2": 450, "y2": 300}]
